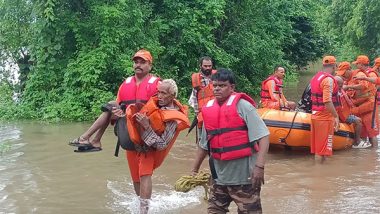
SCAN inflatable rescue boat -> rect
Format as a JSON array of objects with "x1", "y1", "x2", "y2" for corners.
[{"x1": 258, "y1": 108, "x2": 354, "y2": 150}]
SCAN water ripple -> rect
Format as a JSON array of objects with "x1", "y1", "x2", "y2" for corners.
[{"x1": 106, "y1": 179, "x2": 202, "y2": 214}]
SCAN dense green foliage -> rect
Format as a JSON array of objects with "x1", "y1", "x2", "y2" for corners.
[
  {"x1": 323, "y1": 0, "x2": 380, "y2": 60},
  {"x1": 1, "y1": 0, "x2": 377, "y2": 121}
]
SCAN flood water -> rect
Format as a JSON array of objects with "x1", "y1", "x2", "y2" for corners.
[{"x1": 1, "y1": 72, "x2": 380, "y2": 214}]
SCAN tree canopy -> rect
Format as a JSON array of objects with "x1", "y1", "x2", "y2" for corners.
[{"x1": 1, "y1": 0, "x2": 378, "y2": 121}]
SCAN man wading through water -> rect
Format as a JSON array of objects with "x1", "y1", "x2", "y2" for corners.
[
  {"x1": 310, "y1": 56, "x2": 340, "y2": 163},
  {"x1": 191, "y1": 69, "x2": 270, "y2": 213},
  {"x1": 68, "y1": 49, "x2": 160, "y2": 153},
  {"x1": 188, "y1": 56, "x2": 216, "y2": 143},
  {"x1": 126, "y1": 79, "x2": 190, "y2": 213}
]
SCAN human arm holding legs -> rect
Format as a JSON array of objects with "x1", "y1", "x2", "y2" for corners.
[{"x1": 112, "y1": 106, "x2": 125, "y2": 117}]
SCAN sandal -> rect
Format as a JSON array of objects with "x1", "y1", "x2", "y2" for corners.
[{"x1": 74, "y1": 145, "x2": 102, "y2": 153}]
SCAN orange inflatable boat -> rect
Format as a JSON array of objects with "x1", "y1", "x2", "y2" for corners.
[{"x1": 257, "y1": 108, "x2": 354, "y2": 150}]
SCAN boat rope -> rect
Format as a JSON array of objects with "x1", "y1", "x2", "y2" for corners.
[
  {"x1": 280, "y1": 110, "x2": 299, "y2": 145},
  {"x1": 174, "y1": 171, "x2": 210, "y2": 200}
]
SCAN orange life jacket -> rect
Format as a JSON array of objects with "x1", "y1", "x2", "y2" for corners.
[
  {"x1": 260, "y1": 75, "x2": 283, "y2": 102},
  {"x1": 365, "y1": 68, "x2": 380, "y2": 105},
  {"x1": 191, "y1": 70, "x2": 216, "y2": 127},
  {"x1": 126, "y1": 96, "x2": 190, "y2": 147},
  {"x1": 347, "y1": 69, "x2": 373, "y2": 106},
  {"x1": 337, "y1": 89, "x2": 354, "y2": 122},
  {"x1": 310, "y1": 71, "x2": 340, "y2": 111}
]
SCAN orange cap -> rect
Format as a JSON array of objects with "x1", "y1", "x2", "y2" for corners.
[
  {"x1": 335, "y1": 61, "x2": 351, "y2": 76},
  {"x1": 132, "y1": 49, "x2": 153, "y2": 63},
  {"x1": 373, "y1": 57, "x2": 380, "y2": 69},
  {"x1": 352, "y1": 55, "x2": 369, "y2": 65},
  {"x1": 322, "y1": 56, "x2": 336, "y2": 65}
]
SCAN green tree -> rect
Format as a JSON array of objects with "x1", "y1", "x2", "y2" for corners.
[
  {"x1": 0, "y1": 0, "x2": 33, "y2": 92},
  {"x1": 326, "y1": 0, "x2": 380, "y2": 59},
  {"x1": 0, "y1": 0, "x2": 329, "y2": 121}
]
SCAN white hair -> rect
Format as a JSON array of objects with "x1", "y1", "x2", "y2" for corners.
[{"x1": 160, "y1": 79, "x2": 178, "y2": 98}]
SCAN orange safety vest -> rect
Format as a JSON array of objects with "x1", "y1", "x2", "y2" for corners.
[
  {"x1": 191, "y1": 70, "x2": 216, "y2": 127},
  {"x1": 365, "y1": 68, "x2": 380, "y2": 105},
  {"x1": 310, "y1": 71, "x2": 340, "y2": 111},
  {"x1": 260, "y1": 75, "x2": 283, "y2": 102},
  {"x1": 126, "y1": 96, "x2": 190, "y2": 147},
  {"x1": 337, "y1": 89, "x2": 354, "y2": 122},
  {"x1": 347, "y1": 69, "x2": 372, "y2": 105}
]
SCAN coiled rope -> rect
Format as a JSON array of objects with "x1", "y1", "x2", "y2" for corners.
[{"x1": 174, "y1": 171, "x2": 211, "y2": 200}]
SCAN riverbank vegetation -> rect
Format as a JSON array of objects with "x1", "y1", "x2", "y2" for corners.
[{"x1": 0, "y1": 0, "x2": 379, "y2": 121}]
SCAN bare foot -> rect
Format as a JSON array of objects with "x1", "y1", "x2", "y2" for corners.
[
  {"x1": 314, "y1": 155, "x2": 326, "y2": 164},
  {"x1": 69, "y1": 136, "x2": 91, "y2": 147},
  {"x1": 90, "y1": 140, "x2": 102, "y2": 148}
]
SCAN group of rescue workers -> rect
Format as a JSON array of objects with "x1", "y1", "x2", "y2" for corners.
[
  {"x1": 259, "y1": 55, "x2": 380, "y2": 163},
  {"x1": 68, "y1": 49, "x2": 380, "y2": 214}
]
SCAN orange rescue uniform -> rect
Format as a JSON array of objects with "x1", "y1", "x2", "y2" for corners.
[
  {"x1": 261, "y1": 79, "x2": 288, "y2": 109},
  {"x1": 347, "y1": 69, "x2": 378, "y2": 138},
  {"x1": 311, "y1": 77, "x2": 335, "y2": 156},
  {"x1": 360, "y1": 69, "x2": 379, "y2": 138},
  {"x1": 337, "y1": 90, "x2": 354, "y2": 122},
  {"x1": 126, "y1": 97, "x2": 190, "y2": 182}
]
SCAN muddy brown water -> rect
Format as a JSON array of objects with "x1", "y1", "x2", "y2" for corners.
[{"x1": 1, "y1": 72, "x2": 380, "y2": 213}]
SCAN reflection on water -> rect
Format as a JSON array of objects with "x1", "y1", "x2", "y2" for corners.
[
  {"x1": 0, "y1": 73, "x2": 380, "y2": 213},
  {"x1": 1, "y1": 121, "x2": 380, "y2": 213}
]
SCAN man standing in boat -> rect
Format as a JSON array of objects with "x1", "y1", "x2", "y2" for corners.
[
  {"x1": 310, "y1": 56, "x2": 340, "y2": 162},
  {"x1": 260, "y1": 65, "x2": 296, "y2": 110}
]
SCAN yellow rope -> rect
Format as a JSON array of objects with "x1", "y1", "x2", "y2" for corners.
[{"x1": 174, "y1": 171, "x2": 211, "y2": 200}]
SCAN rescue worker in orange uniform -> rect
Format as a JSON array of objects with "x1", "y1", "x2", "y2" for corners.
[
  {"x1": 310, "y1": 56, "x2": 340, "y2": 162},
  {"x1": 69, "y1": 49, "x2": 160, "y2": 152},
  {"x1": 126, "y1": 79, "x2": 190, "y2": 213},
  {"x1": 334, "y1": 74, "x2": 365, "y2": 148},
  {"x1": 344, "y1": 55, "x2": 378, "y2": 147},
  {"x1": 355, "y1": 57, "x2": 380, "y2": 85},
  {"x1": 188, "y1": 56, "x2": 216, "y2": 142},
  {"x1": 260, "y1": 65, "x2": 296, "y2": 110},
  {"x1": 350, "y1": 56, "x2": 380, "y2": 148}
]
